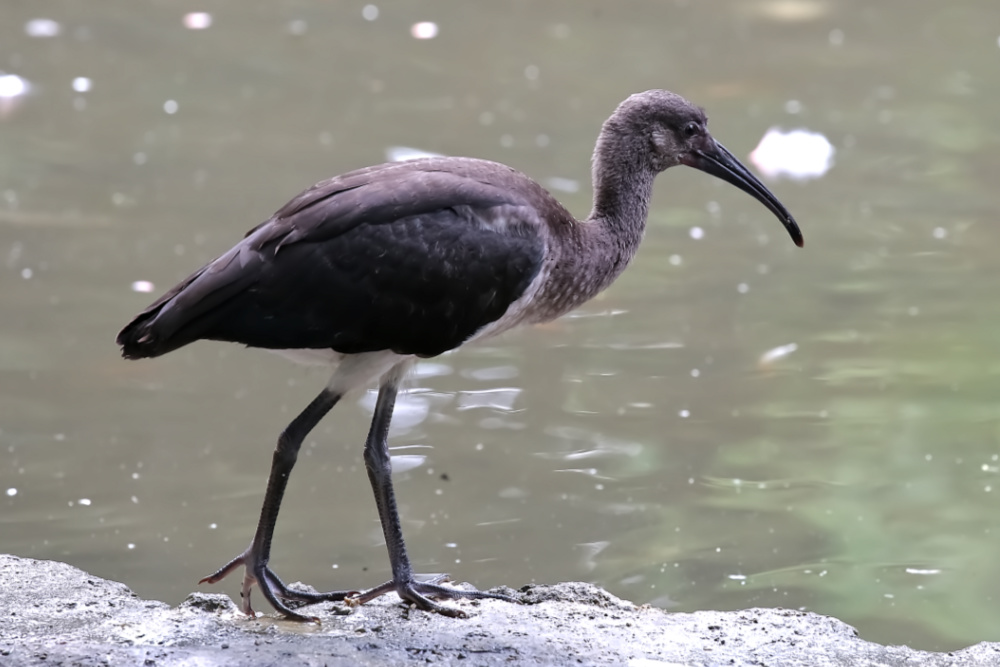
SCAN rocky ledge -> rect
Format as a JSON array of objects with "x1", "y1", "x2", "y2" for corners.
[{"x1": 1, "y1": 554, "x2": 997, "y2": 666}]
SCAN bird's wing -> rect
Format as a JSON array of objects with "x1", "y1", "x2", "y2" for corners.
[
  {"x1": 118, "y1": 159, "x2": 553, "y2": 359},
  {"x1": 245, "y1": 159, "x2": 535, "y2": 250}
]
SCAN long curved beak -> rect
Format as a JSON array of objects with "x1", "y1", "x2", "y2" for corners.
[{"x1": 681, "y1": 137, "x2": 803, "y2": 247}]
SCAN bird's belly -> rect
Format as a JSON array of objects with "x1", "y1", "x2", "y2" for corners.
[
  {"x1": 269, "y1": 348, "x2": 344, "y2": 367},
  {"x1": 267, "y1": 348, "x2": 414, "y2": 397}
]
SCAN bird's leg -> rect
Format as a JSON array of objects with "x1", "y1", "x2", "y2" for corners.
[
  {"x1": 348, "y1": 372, "x2": 516, "y2": 617},
  {"x1": 199, "y1": 387, "x2": 352, "y2": 623}
]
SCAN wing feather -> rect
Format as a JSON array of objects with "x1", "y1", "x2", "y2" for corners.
[{"x1": 117, "y1": 158, "x2": 555, "y2": 359}]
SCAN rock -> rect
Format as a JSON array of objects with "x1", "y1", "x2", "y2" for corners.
[{"x1": 1, "y1": 554, "x2": 998, "y2": 666}]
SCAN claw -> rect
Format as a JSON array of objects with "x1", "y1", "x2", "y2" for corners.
[
  {"x1": 347, "y1": 574, "x2": 518, "y2": 616},
  {"x1": 198, "y1": 547, "x2": 350, "y2": 623}
]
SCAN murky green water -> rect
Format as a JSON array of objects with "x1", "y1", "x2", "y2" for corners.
[{"x1": 3, "y1": 0, "x2": 1000, "y2": 652}]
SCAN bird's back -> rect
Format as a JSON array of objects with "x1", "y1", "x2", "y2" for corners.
[{"x1": 118, "y1": 158, "x2": 564, "y2": 360}]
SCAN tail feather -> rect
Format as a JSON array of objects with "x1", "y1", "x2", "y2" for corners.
[
  {"x1": 116, "y1": 305, "x2": 189, "y2": 359},
  {"x1": 117, "y1": 243, "x2": 257, "y2": 359},
  {"x1": 116, "y1": 268, "x2": 207, "y2": 359},
  {"x1": 116, "y1": 313, "x2": 161, "y2": 359}
]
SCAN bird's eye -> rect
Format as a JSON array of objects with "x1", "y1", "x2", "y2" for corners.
[{"x1": 683, "y1": 122, "x2": 699, "y2": 137}]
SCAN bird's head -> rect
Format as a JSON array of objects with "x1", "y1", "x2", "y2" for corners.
[{"x1": 605, "y1": 90, "x2": 804, "y2": 247}]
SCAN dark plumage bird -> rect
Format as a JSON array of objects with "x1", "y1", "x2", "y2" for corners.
[{"x1": 117, "y1": 90, "x2": 802, "y2": 622}]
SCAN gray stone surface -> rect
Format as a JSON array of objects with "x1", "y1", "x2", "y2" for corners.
[{"x1": 1, "y1": 554, "x2": 998, "y2": 666}]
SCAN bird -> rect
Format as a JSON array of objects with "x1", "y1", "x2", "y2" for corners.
[{"x1": 117, "y1": 89, "x2": 802, "y2": 623}]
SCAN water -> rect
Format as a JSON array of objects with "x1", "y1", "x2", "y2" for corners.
[{"x1": 3, "y1": 0, "x2": 1000, "y2": 652}]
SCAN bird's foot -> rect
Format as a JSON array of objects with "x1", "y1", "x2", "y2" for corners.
[
  {"x1": 199, "y1": 548, "x2": 353, "y2": 624},
  {"x1": 346, "y1": 574, "x2": 517, "y2": 618}
]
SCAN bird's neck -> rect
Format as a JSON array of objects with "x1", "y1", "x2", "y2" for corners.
[
  {"x1": 526, "y1": 123, "x2": 660, "y2": 324},
  {"x1": 589, "y1": 128, "x2": 656, "y2": 226},
  {"x1": 580, "y1": 129, "x2": 658, "y2": 294}
]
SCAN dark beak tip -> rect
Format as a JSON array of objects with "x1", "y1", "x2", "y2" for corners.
[
  {"x1": 791, "y1": 228, "x2": 804, "y2": 248},
  {"x1": 690, "y1": 141, "x2": 803, "y2": 250},
  {"x1": 786, "y1": 218, "x2": 804, "y2": 247}
]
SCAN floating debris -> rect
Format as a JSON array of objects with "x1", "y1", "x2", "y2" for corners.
[
  {"x1": 759, "y1": 342, "x2": 799, "y2": 367},
  {"x1": 411, "y1": 22, "x2": 438, "y2": 39},
  {"x1": 750, "y1": 128, "x2": 834, "y2": 181},
  {"x1": 0, "y1": 74, "x2": 30, "y2": 99},
  {"x1": 183, "y1": 12, "x2": 212, "y2": 30},
  {"x1": 25, "y1": 18, "x2": 61, "y2": 38},
  {"x1": 0, "y1": 73, "x2": 29, "y2": 119},
  {"x1": 386, "y1": 145, "x2": 443, "y2": 162}
]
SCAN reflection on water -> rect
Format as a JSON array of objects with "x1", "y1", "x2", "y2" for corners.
[{"x1": 3, "y1": 0, "x2": 1000, "y2": 653}]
